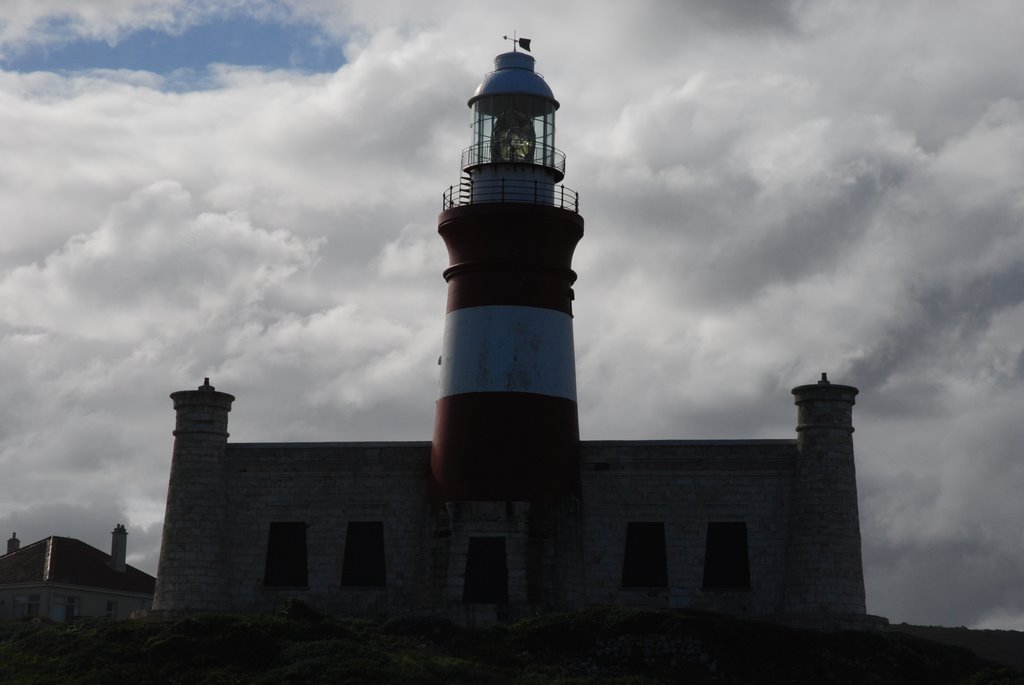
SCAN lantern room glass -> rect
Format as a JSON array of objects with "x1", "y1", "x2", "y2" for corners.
[{"x1": 471, "y1": 94, "x2": 556, "y2": 167}]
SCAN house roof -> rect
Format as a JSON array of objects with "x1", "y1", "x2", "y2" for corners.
[{"x1": 0, "y1": 536, "x2": 155, "y2": 595}]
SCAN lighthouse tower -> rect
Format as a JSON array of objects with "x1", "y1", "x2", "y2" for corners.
[
  {"x1": 431, "y1": 47, "x2": 583, "y2": 503},
  {"x1": 429, "y1": 46, "x2": 585, "y2": 618}
]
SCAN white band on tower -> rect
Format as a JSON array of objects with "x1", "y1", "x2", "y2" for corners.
[{"x1": 439, "y1": 305, "x2": 577, "y2": 401}]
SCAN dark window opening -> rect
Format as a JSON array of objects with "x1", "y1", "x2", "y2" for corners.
[
  {"x1": 341, "y1": 521, "x2": 387, "y2": 586},
  {"x1": 526, "y1": 536, "x2": 545, "y2": 604},
  {"x1": 463, "y1": 537, "x2": 509, "y2": 603},
  {"x1": 264, "y1": 521, "x2": 308, "y2": 587},
  {"x1": 702, "y1": 522, "x2": 751, "y2": 589},
  {"x1": 621, "y1": 522, "x2": 668, "y2": 588}
]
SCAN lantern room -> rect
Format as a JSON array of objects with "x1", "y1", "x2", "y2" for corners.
[{"x1": 464, "y1": 51, "x2": 565, "y2": 182}]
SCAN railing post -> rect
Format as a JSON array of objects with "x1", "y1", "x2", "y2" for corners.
[
  {"x1": 501, "y1": 178, "x2": 505, "y2": 202},
  {"x1": 534, "y1": 179, "x2": 538, "y2": 204}
]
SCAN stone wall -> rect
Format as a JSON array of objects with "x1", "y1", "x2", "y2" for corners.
[
  {"x1": 217, "y1": 442, "x2": 431, "y2": 616},
  {"x1": 153, "y1": 381, "x2": 869, "y2": 628},
  {"x1": 579, "y1": 440, "x2": 798, "y2": 618},
  {"x1": 167, "y1": 438, "x2": 818, "y2": 623}
]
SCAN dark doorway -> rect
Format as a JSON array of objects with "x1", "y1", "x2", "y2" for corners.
[
  {"x1": 263, "y1": 521, "x2": 308, "y2": 587},
  {"x1": 463, "y1": 537, "x2": 509, "y2": 603},
  {"x1": 341, "y1": 521, "x2": 387, "y2": 586},
  {"x1": 621, "y1": 522, "x2": 669, "y2": 588},
  {"x1": 702, "y1": 522, "x2": 751, "y2": 589}
]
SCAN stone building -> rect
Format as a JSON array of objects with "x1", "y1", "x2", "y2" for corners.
[{"x1": 152, "y1": 47, "x2": 872, "y2": 629}]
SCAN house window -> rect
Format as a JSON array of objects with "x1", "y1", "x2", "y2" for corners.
[
  {"x1": 341, "y1": 522, "x2": 386, "y2": 587},
  {"x1": 702, "y1": 522, "x2": 751, "y2": 589},
  {"x1": 106, "y1": 600, "x2": 118, "y2": 618},
  {"x1": 621, "y1": 522, "x2": 668, "y2": 588},
  {"x1": 263, "y1": 522, "x2": 309, "y2": 587},
  {"x1": 13, "y1": 594, "x2": 39, "y2": 617},
  {"x1": 463, "y1": 537, "x2": 509, "y2": 604},
  {"x1": 52, "y1": 595, "x2": 80, "y2": 621}
]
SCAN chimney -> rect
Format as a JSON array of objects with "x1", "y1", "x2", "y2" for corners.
[
  {"x1": 6, "y1": 532, "x2": 19, "y2": 555},
  {"x1": 110, "y1": 524, "x2": 128, "y2": 572}
]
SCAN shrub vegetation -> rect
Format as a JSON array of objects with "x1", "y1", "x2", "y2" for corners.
[{"x1": 0, "y1": 605, "x2": 1021, "y2": 684}]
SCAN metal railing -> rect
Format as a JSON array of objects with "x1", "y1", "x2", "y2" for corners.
[
  {"x1": 461, "y1": 143, "x2": 566, "y2": 178},
  {"x1": 442, "y1": 177, "x2": 580, "y2": 212}
]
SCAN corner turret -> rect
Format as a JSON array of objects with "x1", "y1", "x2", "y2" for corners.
[
  {"x1": 153, "y1": 378, "x2": 235, "y2": 613},
  {"x1": 783, "y1": 373, "x2": 867, "y2": 625}
]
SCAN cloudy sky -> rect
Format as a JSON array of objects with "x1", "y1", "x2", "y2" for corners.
[{"x1": 2, "y1": 0, "x2": 1023, "y2": 629}]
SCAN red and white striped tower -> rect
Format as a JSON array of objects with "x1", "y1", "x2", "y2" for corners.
[{"x1": 431, "y1": 48, "x2": 584, "y2": 503}]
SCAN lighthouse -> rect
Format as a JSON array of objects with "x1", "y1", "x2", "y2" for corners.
[
  {"x1": 430, "y1": 46, "x2": 584, "y2": 503},
  {"x1": 150, "y1": 42, "x2": 870, "y2": 630}
]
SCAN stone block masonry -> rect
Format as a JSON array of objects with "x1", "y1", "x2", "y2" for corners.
[
  {"x1": 152, "y1": 376, "x2": 871, "y2": 629},
  {"x1": 219, "y1": 442, "x2": 432, "y2": 616},
  {"x1": 579, "y1": 440, "x2": 798, "y2": 617},
  {"x1": 784, "y1": 376, "x2": 866, "y2": 623},
  {"x1": 152, "y1": 379, "x2": 234, "y2": 613}
]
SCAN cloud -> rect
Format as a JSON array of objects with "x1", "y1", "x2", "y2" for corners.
[
  {"x1": 0, "y1": 1, "x2": 298, "y2": 60},
  {"x1": 1, "y1": 1, "x2": 1024, "y2": 630},
  {"x1": 0, "y1": 180, "x2": 317, "y2": 340},
  {"x1": 0, "y1": 1, "x2": 190, "y2": 58},
  {"x1": 0, "y1": 179, "x2": 319, "y2": 577}
]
